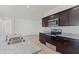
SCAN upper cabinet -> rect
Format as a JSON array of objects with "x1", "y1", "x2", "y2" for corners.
[
  {"x1": 42, "y1": 14, "x2": 59, "y2": 27},
  {"x1": 69, "y1": 6, "x2": 79, "y2": 26},
  {"x1": 42, "y1": 16, "x2": 49, "y2": 27},
  {"x1": 59, "y1": 10, "x2": 70, "y2": 26},
  {"x1": 42, "y1": 6, "x2": 79, "y2": 27}
]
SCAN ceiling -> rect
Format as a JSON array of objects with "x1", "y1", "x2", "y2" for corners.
[{"x1": 0, "y1": 5, "x2": 58, "y2": 19}]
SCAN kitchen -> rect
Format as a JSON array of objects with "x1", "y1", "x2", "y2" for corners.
[{"x1": 39, "y1": 5, "x2": 79, "y2": 54}]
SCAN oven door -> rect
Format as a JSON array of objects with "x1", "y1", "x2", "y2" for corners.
[{"x1": 48, "y1": 18, "x2": 59, "y2": 27}]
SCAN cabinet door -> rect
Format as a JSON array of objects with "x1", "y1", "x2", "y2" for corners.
[
  {"x1": 67, "y1": 39, "x2": 79, "y2": 54},
  {"x1": 42, "y1": 17, "x2": 49, "y2": 27},
  {"x1": 39, "y1": 33, "x2": 46, "y2": 44},
  {"x1": 56, "y1": 36, "x2": 79, "y2": 54},
  {"x1": 56, "y1": 36, "x2": 68, "y2": 53},
  {"x1": 56, "y1": 36, "x2": 72, "y2": 54},
  {"x1": 59, "y1": 10, "x2": 70, "y2": 26},
  {"x1": 69, "y1": 6, "x2": 79, "y2": 26}
]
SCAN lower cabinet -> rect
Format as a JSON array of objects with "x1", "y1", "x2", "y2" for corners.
[
  {"x1": 39, "y1": 33, "x2": 79, "y2": 54},
  {"x1": 56, "y1": 36, "x2": 79, "y2": 54},
  {"x1": 39, "y1": 33, "x2": 46, "y2": 44},
  {"x1": 39, "y1": 33, "x2": 56, "y2": 46}
]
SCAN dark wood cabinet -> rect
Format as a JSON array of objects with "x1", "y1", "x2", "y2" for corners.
[
  {"x1": 39, "y1": 33, "x2": 79, "y2": 54},
  {"x1": 56, "y1": 36, "x2": 69, "y2": 53},
  {"x1": 42, "y1": 16, "x2": 49, "y2": 27},
  {"x1": 39, "y1": 33, "x2": 56, "y2": 46},
  {"x1": 59, "y1": 10, "x2": 70, "y2": 26},
  {"x1": 39, "y1": 33, "x2": 46, "y2": 44},
  {"x1": 59, "y1": 6, "x2": 79, "y2": 26},
  {"x1": 42, "y1": 6, "x2": 79, "y2": 26},
  {"x1": 69, "y1": 6, "x2": 79, "y2": 26},
  {"x1": 56, "y1": 36, "x2": 79, "y2": 54},
  {"x1": 49, "y1": 14, "x2": 59, "y2": 20},
  {"x1": 42, "y1": 14, "x2": 59, "y2": 27},
  {"x1": 42, "y1": 10, "x2": 70, "y2": 26}
]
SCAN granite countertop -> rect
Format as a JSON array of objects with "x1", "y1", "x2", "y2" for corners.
[
  {"x1": 57, "y1": 33, "x2": 79, "y2": 40},
  {"x1": 40, "y1": 32, "x2": 79, "y2": 40}
]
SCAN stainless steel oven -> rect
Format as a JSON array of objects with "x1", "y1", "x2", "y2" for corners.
[{"x1": 48, "y1": 18, "x2": 59, "y2": 27}]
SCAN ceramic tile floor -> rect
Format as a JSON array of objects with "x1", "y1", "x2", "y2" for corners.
[{"x1": 26, "y1": 35, "x2": 60, "y2": 54}]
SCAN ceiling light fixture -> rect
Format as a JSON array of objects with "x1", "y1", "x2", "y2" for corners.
[{"x1": 26, "y1": 5, "x2": 30, "y2": 8}]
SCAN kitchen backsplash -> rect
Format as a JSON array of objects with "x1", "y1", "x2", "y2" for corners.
[
  {"x1": 40, "y1": 26, "x2": 79, "y2": 34},
  {"x1": 40, "y1": 27, "x2": 51, "y2": 33}
]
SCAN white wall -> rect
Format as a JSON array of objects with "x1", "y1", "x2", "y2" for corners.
[
  {"x1": 14, "y1": 18, "x2": 42, "y2": 36},
  {"x1": 0, "y1": 16, "x2": 42, "y2": 36}
]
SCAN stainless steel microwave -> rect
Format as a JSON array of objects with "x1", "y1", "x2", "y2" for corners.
[{"x1": 48, "y1": 18, "x2": 59, "y2": 27}]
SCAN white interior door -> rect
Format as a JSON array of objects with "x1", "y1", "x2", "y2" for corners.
[
  {"x1": 0, "y1": 17, "x2": 13, "y2": 36},
  {"x1": 0, "y1": 18, "x2": 3, "y2": 36}
]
